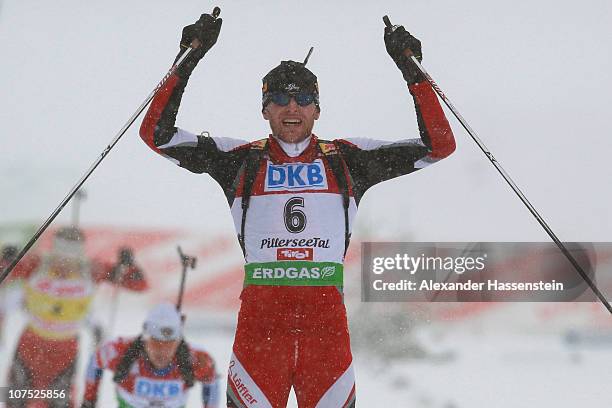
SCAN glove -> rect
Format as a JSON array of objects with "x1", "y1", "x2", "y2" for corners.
[
  {"x1": 384, "y1": 24, "x2": 424, "y2": 85},
  {"x1": 175, "y1": 13, "x2": 223, "y2": 77},
  {"x1": 118, "y1": 248, "x2": 134, "y2": 266}
]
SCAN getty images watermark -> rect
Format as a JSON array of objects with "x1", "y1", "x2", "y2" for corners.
[{"x1": 361, "y1": 242, "x2": 608, "y2": 302}]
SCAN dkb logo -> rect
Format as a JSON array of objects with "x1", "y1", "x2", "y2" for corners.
[
  {"x1": 135, "y1": 378, "x2": 182, "y2": 399},
  {"x1": 264, "y1": 159, "x2": 328, "y2": 192}
]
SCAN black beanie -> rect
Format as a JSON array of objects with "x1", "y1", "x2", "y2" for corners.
[{"x1": 262, "y1": 60, "x2": 319, "y2": 109}]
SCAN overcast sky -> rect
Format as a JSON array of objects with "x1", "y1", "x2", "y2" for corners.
[{"x1": 1, "y1": 0, "x2": 611, "y2": 243}]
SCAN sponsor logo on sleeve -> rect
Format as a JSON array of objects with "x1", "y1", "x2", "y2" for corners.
[
  {"x1": 318, "y1": 142, "x2": 337, "y2": 154},
  {"x1": 250, "y1": 139, "x2": 267, "y2": 150},
  {"x1": 264, "y1": 159, "x2": 328, "y2": 192}
]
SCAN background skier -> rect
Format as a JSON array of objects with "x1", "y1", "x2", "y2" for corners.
[
  {"x1": 3, "y1": 226, "x2": 148, "y2": 407},
  {"x1": 81, "y1": 302, "x2": 219, "y2": 408}
]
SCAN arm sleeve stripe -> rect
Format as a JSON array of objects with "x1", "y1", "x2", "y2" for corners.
[
  {"x1": 212, "y1": 136, "x2": 251, "y2": 152},
  {"x1": 409, "y1": 81, "x2": 456, "y2": 158},
  {"x1": 139, "y1": 73, "x2": 181, "y2": 154},
  {"x1": 157, "y1": 128, "x2": 199, "y2": 149}
]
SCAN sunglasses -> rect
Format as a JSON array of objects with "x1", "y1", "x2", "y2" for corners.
[{"x1": 266, "y1": 92, "x2": 317, "y2": 107}]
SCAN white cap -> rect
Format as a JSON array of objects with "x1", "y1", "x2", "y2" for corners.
[{"x1": 143, "y1": 302, "x2": 183, "y2": 341}]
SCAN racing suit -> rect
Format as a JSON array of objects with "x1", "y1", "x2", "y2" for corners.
[
  {"x1": 140, "y1": 70, "x2": 455, "y2": 407},
  {"x1": 82, "y1": 337, "x2": 219, "y2": 407},
  {"x1": 3, "y1": 253, "x2": 147, "y2": 408}
]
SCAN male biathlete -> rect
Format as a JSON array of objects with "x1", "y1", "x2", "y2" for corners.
[
  {"x1": 81, "y1": 302, "x2": 219, "y2": 408},
  {"x1": 140, "y1": 11, "x2": 455, "y2": 408},
  {"x1": 3, "y1": 227, "x2": 148, "y2": 408}
]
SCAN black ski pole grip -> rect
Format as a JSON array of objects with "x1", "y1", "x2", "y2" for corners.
[
  {"x1": 383, "y1": 15, "x2": 416, "y2": 60},
  {"x1": 383, "y1": 15, "x2": 392, "y2": 28},
  {"x1": 212, "y1": 6, "x2": 221, "y2": 19}
]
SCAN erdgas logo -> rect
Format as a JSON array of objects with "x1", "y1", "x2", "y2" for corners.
[
  {"x1": 321, "y1": 266, "x2": 335, "y2": 278},
  {"x1": 264, "y1": 159, "x2": 328, "y2": 191},
  {"x1": 252, "y1": 265, "x2": 336, "y2": 280},
  {"x1": 245, "y1": 262, "x2": 344, "y2": 286}
]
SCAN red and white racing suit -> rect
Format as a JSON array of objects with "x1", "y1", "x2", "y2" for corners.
[
  {"x1": 141, "y1": 69, "x2": 455, "y2": 407},
  {"x1": 82, "y1": 337, "x2": 219, "y2": 407},
  {"x1": 2, "y1": 254, "x2": 147, "y2": 408}
]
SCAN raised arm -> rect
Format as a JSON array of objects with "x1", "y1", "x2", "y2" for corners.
[
  {"x1": 139, "y1": 13, "x2": 251, "y2": 197},
  {"x1": 140, "y1": 12, "x2": 222, "y2": 162},
  {"x1": 92, "y1": 247, "x2": 148, "y2": 292},
  {"x1": 336, "y1": 22, "x2": 455, "y2": 202},
  {"x1": 385, "y1": 22, "x2": 455, "y2": 160}
]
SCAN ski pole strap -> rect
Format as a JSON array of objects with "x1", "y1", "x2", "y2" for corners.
[
  {"x1": 113, "y1": 336, "x2": 144, "y2": 383},
  {"x1": 238, "y1": 140, "x2": 269, "y2": 255},
  {"x1": 176, "y1": 339, "x2": 195, "y2": 387},
  {"x1": 244, "y1": 261, "x2": 343, "y2": 287},
  {"x1": 239, "y1": 140, "x2": 351, "y2": 260}
]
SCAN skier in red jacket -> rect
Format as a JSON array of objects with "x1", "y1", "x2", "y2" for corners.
[
  {"x1": 81, "y1": 302, "x2": 219, "y2": 408},
  {"x1": 140, "y1": 13, "x2": 454, "y2": 408},
  {"x1": 3, "y1": 227, "x2": 148, "y2": 407}
]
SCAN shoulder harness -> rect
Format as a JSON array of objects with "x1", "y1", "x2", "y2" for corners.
[
  {"x1": 113, "y1": 336, "x2": 195, "y2": 387},
  {"x1": 238, "y1": 139, "x2": 352, "y2": 258}
]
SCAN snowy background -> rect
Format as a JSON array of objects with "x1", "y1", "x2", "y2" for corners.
[{"x1": 1, "y1": 0, "x2": 612, "y2": 406}]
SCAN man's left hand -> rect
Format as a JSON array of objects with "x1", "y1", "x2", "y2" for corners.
[{"x1": 384, "y1": 24, "x2": 424, "y2": 85}]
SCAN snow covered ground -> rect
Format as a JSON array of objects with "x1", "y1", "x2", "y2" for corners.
[{"x1": 2, "y1": 286, "x2": 612, "y2": 407}]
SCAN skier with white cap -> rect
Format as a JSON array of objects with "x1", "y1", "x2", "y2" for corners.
[{"x1": 82, "y1": 302, "x2": 220, "y2": 408}]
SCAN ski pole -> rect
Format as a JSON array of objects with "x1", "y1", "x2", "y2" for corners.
[
  {"x1": 176, "y1": 246, "x2": 197, "y2": 312},
  {"x1": 106, "y1": 259, "x2": 128, "y2": 338},
  {"x1": 382, "y1": 15, "x2": 612, "y2": 314},
  {"x1": 0, "y1": 7, "x2": 221, "y2": 287},
  {"x1": 71, "y1": 189, "x2": 87, "y2": 227}
]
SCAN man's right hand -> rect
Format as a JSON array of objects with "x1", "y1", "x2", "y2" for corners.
[{"x1": 176, "y1": 12, "x2": 223, "y2": 77}]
